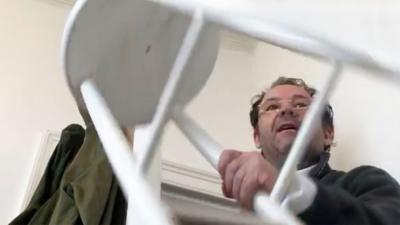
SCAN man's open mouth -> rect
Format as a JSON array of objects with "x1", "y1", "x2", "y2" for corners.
[{"x1": 277, "y1": 123, "x2": 299, "y2": 133}]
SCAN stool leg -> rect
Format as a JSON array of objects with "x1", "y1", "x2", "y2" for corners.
[
  {"x1": 81, "y1": 80, "x2": 174, "y2": 225},
  {"x1": 137, "y1": 8, "x2": 206, "y2": 175}
]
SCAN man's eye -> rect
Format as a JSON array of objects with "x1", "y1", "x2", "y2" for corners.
[
  {"x1": 265, "y1": 104, "x2": 279, "y2": 111},
  {"x1": 294, "y1": 102, "x2": 309, "y2": 108}
]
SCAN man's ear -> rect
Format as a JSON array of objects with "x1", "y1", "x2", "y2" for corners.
[
  {"x1": 253, "y1": 128, "x2": 261, "y2": 149},
  {"x1": 323, "y1": 126, "x2": 334, "y2": 150}
]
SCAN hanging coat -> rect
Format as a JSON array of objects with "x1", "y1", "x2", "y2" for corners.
[{"x1": 10, "y1": 122, "x2": 127, "y2": 225}]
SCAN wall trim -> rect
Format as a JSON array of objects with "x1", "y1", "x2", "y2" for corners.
[
  {"x1": 162, "y1": 160, "x2": 222, "y2": 197},
  {"x1": 220, "y1": 31, "x2": 258, "y2": 52},
  {"x1": 49, "y1": 0, "x2": 75, "y2": 5},
  {"x1": 43, "y1": 0, "x2": 256, "y2": 53},
  {"x1": 162, "y1": 160, "x2": 220, "y2": 184},
  {"x1": 21, "y1": 130, "x2": 60, "y2": 210}
]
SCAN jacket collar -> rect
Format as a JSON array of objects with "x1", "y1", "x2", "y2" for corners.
[{"x1": 309, "y1": 150, "x2": 331, "y2": 179}]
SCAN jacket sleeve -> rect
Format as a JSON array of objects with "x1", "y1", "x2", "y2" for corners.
[{"x1": 299, "y1": 166, "x2": 400, "y2": 225}]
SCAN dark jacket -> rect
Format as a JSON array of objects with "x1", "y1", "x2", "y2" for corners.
[
  {"x1": 301, "y1": 153, "x2": 400, "y2": 225},
  {"x1": 10, "y1": 123, "x2": 126, "y2": 225}
]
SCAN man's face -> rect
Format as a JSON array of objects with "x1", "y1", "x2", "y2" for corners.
[{"x1": 254, "y1": 85, "x2": 333, "y2": 168}]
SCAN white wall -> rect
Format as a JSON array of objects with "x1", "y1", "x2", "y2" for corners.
[
  {"x1": 2, "y1": 0, "x2": 400, "y2": 224},
  {"x1": 161, "y1": 47, "x2": 257, "y2": 173},
  {"x1": 0, "y1": 1, "x2": 83, "y2": 224}
]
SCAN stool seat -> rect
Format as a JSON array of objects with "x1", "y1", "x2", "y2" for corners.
[{"x1": 62, "y1": 0, "x2": 219, "y2": 126}]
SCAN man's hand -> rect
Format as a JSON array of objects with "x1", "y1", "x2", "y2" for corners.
[{"x1": 217, "y1": 150, "x2": 278, "y2": 210}]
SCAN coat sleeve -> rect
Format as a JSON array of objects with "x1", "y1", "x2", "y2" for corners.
[{"x1": 299, "y1": 166, "x2": 400, "y2": 225}]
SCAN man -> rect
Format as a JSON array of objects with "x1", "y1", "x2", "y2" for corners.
[{"x1": 218, "y1": 77, "x2": 400, "y2": 224}]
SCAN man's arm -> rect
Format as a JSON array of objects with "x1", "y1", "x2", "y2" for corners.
[
  {"x1": 218, "y1": 150, "x2": 400, "y2": 225},
  {"x1": 299, "y1": 166, "x2": 400, "y2": 225}
]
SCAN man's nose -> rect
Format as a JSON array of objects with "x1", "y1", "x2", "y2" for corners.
[{"x1": 279, "y1": 105, "x2": 295, "y2": 117}]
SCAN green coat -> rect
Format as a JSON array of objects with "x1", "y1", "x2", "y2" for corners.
[{"x1": 10, "y1": 123, "x2": 126, "y2": 225}]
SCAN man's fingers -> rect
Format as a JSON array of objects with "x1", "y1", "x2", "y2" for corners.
[
  {"x1": 232, "y1": 168, "x2": 245, "y2": 200},
  {"x1": 239, "y1": 173, "x2": 259, "y2": 210},
  {"x1": 218, "y1": 150, "x2": 241, "y2": 177},
  {"x1": 218, "y1": 151, "x2": 278, "y2": 210},
  {"x1": 223, "y1": 156, "x2": 241, "y2": 198}
]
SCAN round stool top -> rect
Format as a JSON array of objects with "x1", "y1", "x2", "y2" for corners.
[{"x1": 62, "y1": 0, "x2": 219, "y2": 126}]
